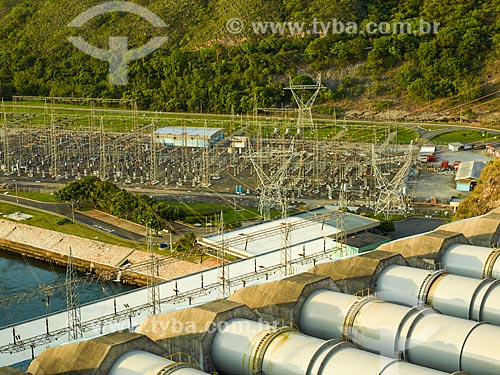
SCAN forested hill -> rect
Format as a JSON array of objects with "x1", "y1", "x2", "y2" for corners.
[{"x1": 0, "y1": 0, "x2": 499, "y2": 120}]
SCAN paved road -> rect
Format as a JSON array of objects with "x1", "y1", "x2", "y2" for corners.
[
  {"x1": 392, "y1": 217, "x2": 445, "y2": 240},
  {"x1": 0, "y1": 194, "x2": 145, "y2": 242}
]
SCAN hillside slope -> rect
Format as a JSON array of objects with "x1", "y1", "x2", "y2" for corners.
[
  {"x1": 455, "y1": 158, "x2": 500, "y2": 219},
  {"x1": 0, "y1": 0, "x2": 498, "y2": 119}
]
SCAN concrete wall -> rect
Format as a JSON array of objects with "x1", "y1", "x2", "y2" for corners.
[
  {"x1": 27, "y1": 332, "x2": 166, "y2": 375},
  {"x1": 135, "y1": 300, "x2": 258, "y2": 372},
  {"x1": 228, "y1": 273, "x2": 340, "y2": 323},
  {"x1": 377, "y1": 230, "x2": 469, "y2": 269},
  {"x1": 309, "y1": 250, "x2": 408, "y2": 294}
]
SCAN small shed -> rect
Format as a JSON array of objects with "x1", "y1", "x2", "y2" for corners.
[
  {"x1": 455, "y1": 161, "x2": 485, "y2": 191},
  {"x1": 449, "y1": 196, "x2": 463, "y2": 212},
  {"x1": 448, "y1": 142, "x2": 464, "y2": 152},
  {"x1": 418, "y1": 145, "x2": 436, "y2": 162}
]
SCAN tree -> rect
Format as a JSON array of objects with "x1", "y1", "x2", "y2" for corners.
[
  {"x1": 379, "y1": 219, "x2": 395, "y2": 234},
  {"x1": 174, "y1": 232, "x2": 197, "y2": 252}
]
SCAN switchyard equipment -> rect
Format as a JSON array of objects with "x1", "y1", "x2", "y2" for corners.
[{"x1": 1, "y1": 96, "x2": 416, "y2": 210}]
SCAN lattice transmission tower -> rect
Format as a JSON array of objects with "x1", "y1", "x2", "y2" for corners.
[
  {"x1": 249, "y1": 142, "x2": 295, "y2": 220},
  {"x1": 1, "y1": 99, "x2": 10, "y2": 173},
  {"x1": 217, "y1": 212, "x2": 230, "y2": 298},
  {"x1": 372, "y1": 142, "x2": 414, "y2": 217},
  {"x1": 280, "y1": 196, "x2": 293, "y2": 276},
  {"x1": 285, "y1": 76, "x2": 326, "y2": 186},
  {"x1": 334, "y1": 168, "x2": 350, "y2": 258},
  {"x1": 147, "y1": 223, "x2": 161, "y2": 315}
]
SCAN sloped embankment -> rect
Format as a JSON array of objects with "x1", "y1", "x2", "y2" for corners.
[{"x1": 455, "y1": 158, "x2": 500, "y2": 219}]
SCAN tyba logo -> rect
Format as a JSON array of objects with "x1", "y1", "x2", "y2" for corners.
[{"x1": 67, "y1": 1, "x2": 168, "y2": 85}]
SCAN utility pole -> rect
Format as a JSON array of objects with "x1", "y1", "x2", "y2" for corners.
[
  {"x1": 133, "y1": 101, "x2": 139, "y2": 167},
  {"x1": 201, "y1": 120, "x2": 210, "y2": 187},
  {"x1": 66, "y1": 247, "x2": 82, "y2": 341},
  {"x1": 71, "y1": 200, "x2": 75, "y2": 223}
]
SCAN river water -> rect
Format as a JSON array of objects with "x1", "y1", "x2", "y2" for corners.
[{"x1": 0, "y1": 249, "x2": 136, "y2": 328}]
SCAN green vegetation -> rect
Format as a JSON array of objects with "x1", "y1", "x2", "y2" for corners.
[
  {"x1": 54, "y1": 176, "x2": 186, "y2": 231},
  {"x1": 455, "y1": 158, "x2": 500, "y2": 219},
  {"x1": 54, "y1": 217, "x2": 71, "y2": 225},
  {"x1": 430, "y1": 130, "x2": 497, "y2": 144},
  {"x1": 0, "y1": 201, "x2": 139, "y2": 247},
  {"x1": 0, "y1": 1, "x2": 498, "y2": 113},
  {"x1": 12, "y1": 191, "x2": 58, "y2": 202},
  {"x1": 379, "y1": 219, "x2": 396, "y2": 233},
  {"x1": 163, "y1": 200, "x2": 269, "y2": 227},
  {"x1": 173, "y1": 232, "x2": 197, "y2": 253}
]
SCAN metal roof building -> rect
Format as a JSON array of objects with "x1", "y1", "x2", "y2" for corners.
[
  {"x1": 455, "y1": 160, "x2": 486, "y2": 191},
  {"x1": 199, "y1": 206, "x2": 380, "y2": 258},
  {"x1": 153, "y1": 127, "x2": 224, "y2": 148}
]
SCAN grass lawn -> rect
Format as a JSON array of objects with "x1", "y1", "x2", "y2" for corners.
[
  {"x1": 431, "y1": 130, "x2": 498, "y2": 144},
  {"x1": 9, "y1": 191, "x2": 58, "y2": 202},
  {"x1": 0, "y1": 201, "x2": 140, "y2": 248},
  {"x1": 163, "y1": 201, "x2": 265, "y2": 225}
]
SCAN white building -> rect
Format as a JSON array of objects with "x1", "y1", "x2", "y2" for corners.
[
  {"x1": 199, "y1": 206, "x2": 381, "y2": 259},
  {"x1": 154, "y1": 126, "x2": 224, "y2": 148}
]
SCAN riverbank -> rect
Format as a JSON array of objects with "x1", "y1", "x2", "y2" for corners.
[{"x1": 0, "y1": 219, "x2": 210, "y2": 286}]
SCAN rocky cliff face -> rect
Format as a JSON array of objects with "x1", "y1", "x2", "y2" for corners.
[{"x1": 455, "y1": 158, "x2": 500, "y2": 219}]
